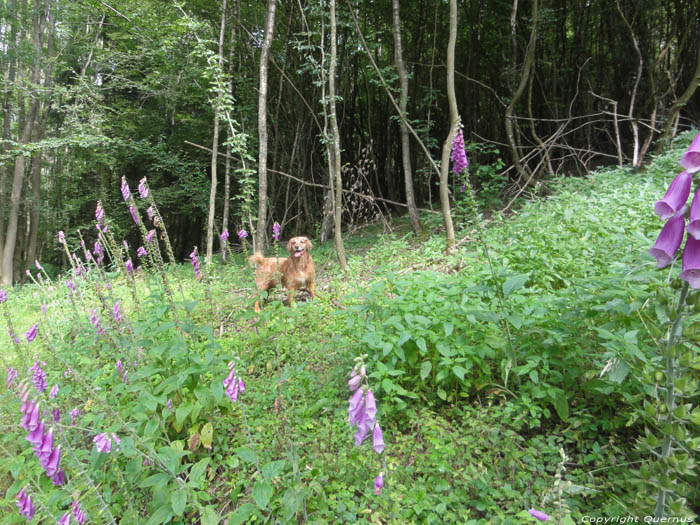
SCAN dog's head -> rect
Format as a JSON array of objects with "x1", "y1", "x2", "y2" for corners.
[{"x1": 287, "y1": 236, "x2": 312, "y2": 258}]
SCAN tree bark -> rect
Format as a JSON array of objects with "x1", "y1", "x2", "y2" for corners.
[
  {"x1": 329, "y1": 0, "x2": 347, "y2": 269},
  {"x1": 206, "y1": 0, "x2": 227, "y2": 264},
  {"x1": 504, "y1": 0, "x2": 538, "y2": 182},
  {"x1": 438, "y1": 0, "x2": 458, "y2": 255},
  {"x1": 391, "y1": 0, "x2": 422, "y2": 234},
  {"x1": 254, "y1": 0, "x2": 276, "y2": 251}
]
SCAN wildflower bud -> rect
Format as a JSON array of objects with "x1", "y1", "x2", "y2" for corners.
[
  {"x1": 374, "y1": 472, "x2": 384, "y2": 495},
  {"x1": 528, "y1": 508, "x2": 549, "y2": 521},
  {"x1": 348, "y1": 374, "x2": 362, "y2": 391}
]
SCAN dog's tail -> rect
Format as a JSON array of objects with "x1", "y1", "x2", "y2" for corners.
[{"x1": 249, "y1": 252, "x2": 265, "y2": 267}]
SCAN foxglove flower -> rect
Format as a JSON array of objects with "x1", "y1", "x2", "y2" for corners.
[
  {"x1": 7, "y1": 367, "x2": 18, "y2": 387},
  {"x1": 272, "y1": 222, "x2": 281, "y2": 241},
  {"x1": 528, "y1": 508, "x2": 549, "y2": 521},
  {"x1": 58, "y1": 512, "x2": 71, "y2": 524},
  {"x1": 190, "y1": 249, "x2": 202, "y2": 280},
  {"x1": 72, "y1": 501, "x2": 86, "y2": 524},
  {"x1": 93, "y1": 240, "x2": 104, "y2": 264},
  {"x1": 0, "y1": 288, "x2": 7, "y2": 302},
  {"x1": 654, "y1": 170, "x2": 692, "y2": 221},
  {"x1": 58, "y1": 230, "x2": 65, "y2": 243},
  {"x1": 372, "y1": 423, "x2": 385, "y2": 454},
  {"x1": 686, "y1": 189, "x2": 700, "y2": 241},
  {"x1": 649, "y1": 214, "x2": 685, "y2": 268},
  {"x1": 125, "y1": 259, "x2": 134, "y2": 273},
  {"x1": 220, "y1": 230, "x2": 229, "y2": 242},
  {"x1": 129, "y1": 204, "x2": 139, "y2": 224},
  {"x1": 66, "y1": 279, "x2": 76, "y2": 292},
  {"x1": 94, "y1": 432, "x2": 120, "y2": 453},
  {"x1": 49, "y1": 384, "x2": 59, "y2": 399},
  {"x1": 116, "y1": 359, "x2": 122, "y2": 372},
  {"x1": 95, "y1": 201, "x2": 105, "y2": 230},
  {"x1": 137, "y1": 246, "x2": 147, "y2": 257},
  {"x1": 451, "y1": 127, "x2": 469, "y2": 175},
  {"x1": 70, "y1": 408, "x2": 81, "y2": 425},
  {"x1": 51, "y1": 469, "x2": 66, "y2": 486},
  {"x1": 237, "y1": 230, "x2": 248, "y2": 241},
  {"x1": 35, "y1": 260, "x2": 42, "y2": 270},
  {"x1": 138, "y1": 177, "x2": 149, "y2": 198},
  {"x1": 679, "y1": 130, "x2": 700, "y2": 174},
  {"x1": 52, "y1": 408, "x2": 61, "y2": 423},
  {"x1": 145, "y1": 229, "x2": 155, "y2": 243},
  {"x1": 121, "y1": 177, "x2": 131, "y2": 201},
  {"x1": 26, "y1": 420, "x2": 45, "y2": 447},
  {"x1": 26, "y1": 322, "x2": 39, "y2": 343},
  {"x1": 348, "y1": 373, "x2": 362, "y2": 391},
  {"x1": 113, "y1": 301, "x2": 122, "y2": 322},
  {"x1": 347, "y1": 388, "x2": 365, "y2": 425},
  {"x1": 16, "y1": 487, "x2": 34, "y2": 520},
  {"x1": 147, "y1": 206, "x2": 154, "y2": 220},
  {"x1": 166, "y1": 399, "x2": 172, "y2": 409},
  {"x1": 681, "y1": 235, "x2": 700, "y2": 289},
  {"x1": 30, "y1": 361, "x2": 48, "y2": 393},
  {"x1": 374, "y1": 472, "x2": 384, "y2": 495}
]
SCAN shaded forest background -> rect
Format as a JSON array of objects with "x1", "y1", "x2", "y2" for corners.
[{"x1": 1, "y1": 0, "x2": 699, "y2": 284}]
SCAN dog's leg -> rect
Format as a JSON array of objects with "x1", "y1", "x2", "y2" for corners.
[
  {"x1": 254, "y1": 299, "x2": 261, "y2": 312},
  {"x1": 287, "y1": 292, "x2": 295, "y2": 307},
  {"x1": 308, "y1": 282, "x2": 316, "y2": 299}
]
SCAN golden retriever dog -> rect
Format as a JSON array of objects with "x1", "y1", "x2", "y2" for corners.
[{"x1": 249, "y1": 236, "x2": 316, "y2": 312}]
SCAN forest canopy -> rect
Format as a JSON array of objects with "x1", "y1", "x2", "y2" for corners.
[{"x1": 1, "y1": 0, "x2": 699, "y2": 284}]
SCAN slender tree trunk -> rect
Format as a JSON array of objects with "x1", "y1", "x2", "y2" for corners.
[
  {"x1": 392, "y1": 0, "x2": 422, "y2": 234},
  {"x1": 206, "y1": 0, "x2": 227, "y2": 264},
  {"x1": 255, "y1": 0, "x2": 276, "y2": 251},
  {"x1": 438, "y1": 0, "x2": 458, "y2": 255},
  {"x1": 616, "y1": 0, "x2": 642, "y2": 167},
  {"x1": 329, "y1": 0, "x2": 347, "y2": 269},
  {"x1": 655, "y1": 40, "x2": 700, "y2": 152},
  {"x1": 504, "y1": 0, "x2": 538, "y2": 181},
  {"x1": 221, "y1": 9, "x2": 235, "y2": 261},
  {"x1": 1, "y1": 0, "x2": 42, "y2": 285}
]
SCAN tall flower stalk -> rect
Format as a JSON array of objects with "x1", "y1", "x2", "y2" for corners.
[{"x1": 645, "y1": 130, "x2": 700, "y2": 517}]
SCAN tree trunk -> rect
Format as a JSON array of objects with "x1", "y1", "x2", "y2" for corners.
[
  {"x1": 206, "y1": 0, "x2": 227, "y2": 264},
  {"x1": 438, "y1": 0, "x2": 458, "y2": 255},
  {"x1": 504, "y1": 0, "x2": 538, "y2": 182},
  {"x1": 329, "y1": 0, "x2": 347, "y2": 269},
  {"x1": 254, "y1": 0, "x2": 276, "y2": 251},
  {"x1": 391, "y1": 0, "x2": 422, "y2": 234},
  {"x1": 616, "y1": 0, "x2": 642, "y2": 167}
]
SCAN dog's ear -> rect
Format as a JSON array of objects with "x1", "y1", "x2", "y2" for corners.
[
  {"x1": 305, "y1": 238, "x2": 313, "y2": 251},
  {"x1": 286, "y1": 238, "x2": 294, "y2": 254}
]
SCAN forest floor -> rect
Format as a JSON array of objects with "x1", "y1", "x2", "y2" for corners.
[{"x1": 1, "y1": 135, "x2": 698, "y2": 523}]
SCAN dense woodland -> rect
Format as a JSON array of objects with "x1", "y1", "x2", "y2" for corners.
[{"x1": 1, "y1": 0, "x2": 700, "y2": 284}]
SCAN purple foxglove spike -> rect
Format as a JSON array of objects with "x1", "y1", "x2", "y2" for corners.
[
  {"x1": 649, "y1": 214, "x2": 685, "y2": 268},
  {"x1": 686, "y1": 189, "x2": 700, "y2": 241},
  {"x1": 138, "y1": 177, "x2": 149, "y2": 198},
  {"x1": 129, "y1": 204, "x2": 139, "y2": 224},
  {"x1": 681, "y1": 236, "x2": 700, "y2": 289},
  {"x1": 121, "y1": 177, "x2": 131, "y2": 201},
  {"x1": 364, "y1": 390, "x2": 377, "y2": 421},
  {"x1": 58, "y1": 512, "x2": 71, "y2": 524},
  {"x1": 528, "y1": 508, "x2": 549, "y2": 521},
  {"x1": 223, "y1": 369, "x2": 235, "y2": 387},
  {"x1": 680, "y1": 130, "x2": 700, "y2": 174},
  {"x1": 348, "y1": 388, "x2": 364, "y2": 412},
  {"x1": 7, "y1": 367, "x2": 18, "y2": 388},
  {"x1": 654, "y1": 170, "x2": 692, "y2": 220},
  {"x1": 72, "y1": 500, "x2": 86, "y2": 524},
  {"x1": 26, "y1": 421, "x2": 45, "y2": 446},
  {"x1": 125, "y1": 259, "x2": 134, "y2": 272},
  {"x1": 220, "y1": 230, "x2": 229, "y2": 242},
  {"x1": 0, "y1": 288, "x2": 7, "y2": 302},
  {"x1": 146, "y1": 229, "x2": 155, "y2": 243},
  {"x1": 50, "y1": 384, "x2": 58, "y2": 399},
  {"x1": 44, "y1": 445, "x2": 61, "y2": 476},
  {"x1": 94, "y1": 432, "x2": 112, "y2": 453},
  {"x1": 238, "y1": 377, "x2": 245, "y2": 392},
  {"x1": 237, "y1": 230, "x2": 248, "y2": 240},
  {"x1": 52, "y1": 469, "x2": 67, "y2": 486},
  {"x1": 52, "y1": 408, "x2": 61, "y2": 423},
  {"x1": 58, "y1": 230, "x2": 65, "y2": 243},
  {"x1": 451, "y1": 127, "x2": 469, "y2": 175},
  {"x1": 348, "y1": 374, "x2": 362, "y2": 391},
  {"x1": 374, "y1": 472, "x2": 384, "y2": 495},
  {"x1": 372, "y1": 423, "x2": 385, "y2": 454}
]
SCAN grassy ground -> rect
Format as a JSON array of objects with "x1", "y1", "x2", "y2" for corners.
[{"x1": 1, "y1": 135, "x2": 698, "y2": 523}]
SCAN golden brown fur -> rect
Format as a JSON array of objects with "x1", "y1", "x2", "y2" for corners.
[{"x1": 249, "y1": 236, "x2": 316, "y2": 312}]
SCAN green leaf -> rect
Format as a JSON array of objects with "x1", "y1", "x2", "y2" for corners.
[
  {"x1": 444, "y1": 322, "x2": 454, "y2": 337},
  {"x1": 416, "y1": 337, "x2": 427, "y2": 353},
  {"x1": 262, "y1": 460, "x2": 286, "y2": 481},
  {"x1": 437, "y1": 388, "x2": 447, "y2": 400},
  {"x1": 452, "y1": 365, "x2": 467, "y2": 381},
  {"x1": 144, "y1": 503, "x2": 172, "y2": 525},
  {"x1": 200, "y1": 505, "x2": 219, "y2": 525},
  {"x1": 503, "y1": 274, "x2": 529, "y2": 298},
  {"x1": 552, "y1": 392, "x2": 569, "y2": 421},
  {"x1": 608, "y1": 360, "x2": 630, "y2": 384},
  {"x1": 420, "y1": 361, "x2": 432, "y2": 380},
  {"x1": 171, "y1": 489, "x2": 187, "y2": 516},
  {"x1": 175, "y1": 403, "x2": 193, "y2": 432},
  {"x1": 139, "y1": 473, "x2": 170, "y2": 489},
  {"x1": 252, "y1": 480, "x2": 273, "y2": 509},
  {"x1": 189, "y1": 457, "x2": 210, "y2": 485},
  {"x1": 236, "y1": 447, "x2": 257, "y2": 464},
  {"x1": 201, "y1": 422, "x2": 214, "y2": 449},
  {"x1": 228, "y1": 503, "x2": 257, "y2": 525}
]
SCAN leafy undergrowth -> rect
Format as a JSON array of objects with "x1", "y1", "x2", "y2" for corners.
[{"x1": 1, "y1": 136, "x2": 698, "y2": 523}]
